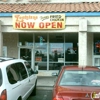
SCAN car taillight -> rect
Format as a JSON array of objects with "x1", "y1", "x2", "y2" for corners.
[
  {"x1": 0, "y1": 89, "x2": 7, "y2": 100},
  {"x1": 53, "y1": 97, "x2": 64, "y2": 100}
]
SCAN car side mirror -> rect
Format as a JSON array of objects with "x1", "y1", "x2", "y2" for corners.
[
  {"x1": 52, "y1": 72, "x2": 58, "y2": 76},
  {"x1": 33, "y1": 70, "x2": 38, "y2": 74}
]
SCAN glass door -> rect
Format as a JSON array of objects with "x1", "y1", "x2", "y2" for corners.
[
  {"x1": 19, "y1": 48, "x2": 33, "y2": 67},
  {"x1": 65, "y1": 33, "x2": 78, "y2": 65},
  {"x1": 49, "y1": 34, "x2": 64, "y2": 70}
]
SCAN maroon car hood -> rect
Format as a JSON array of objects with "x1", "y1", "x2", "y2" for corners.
[{"x1": 56, "y1": 86, "x2": 100, "y2": 99}]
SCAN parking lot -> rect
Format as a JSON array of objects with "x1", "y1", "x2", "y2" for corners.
[
  {"x1": 27, "y1": 76, "x2": 56, "y2": 100},
  {"x1": 28, "y1": 87, "x2": 53, "y2": 100}
]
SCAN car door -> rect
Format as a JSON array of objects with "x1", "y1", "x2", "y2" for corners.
[
  {"x1": 16, "y1": 62, "x2": 31, "y2": 100},
  {"x1": 24, "y1": 62, "x2": 37, "y2": 92},
  {"x1": 6, "y1": 64, "x2": 22, "y2": 100}
]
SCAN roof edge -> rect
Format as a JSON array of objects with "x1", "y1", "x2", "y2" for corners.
[{"x1": 0, "y1": 12, "x2": 100, "y2": 17}]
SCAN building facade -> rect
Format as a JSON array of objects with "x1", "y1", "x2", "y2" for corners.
[{"x1": 0, "y1": 1, "x2": 100, "y2": 76}]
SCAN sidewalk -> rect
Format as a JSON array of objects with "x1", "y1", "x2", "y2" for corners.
[{"x1": 37, "y1": 76, "x2": 57, "y2": 89}]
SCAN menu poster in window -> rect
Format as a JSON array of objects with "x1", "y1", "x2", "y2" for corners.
[
  {"x1": 35, "y1": 57, "x2": 42, "y2": 61},
  {"x1": 58, "y1": 58, "x2": 64, "y2": 62}
]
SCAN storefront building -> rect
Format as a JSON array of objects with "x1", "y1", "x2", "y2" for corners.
[{"x1": 0, "y1": 1, "x2": 100, "y2": 76}]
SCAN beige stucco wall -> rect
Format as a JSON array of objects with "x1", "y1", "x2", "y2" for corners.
[{"x1": 3, "y1": 33, "x2": 18, "y2": 58}]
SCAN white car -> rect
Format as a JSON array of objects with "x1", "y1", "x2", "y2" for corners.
[{"x1": 0, "y1": 57, "x2": 38, "y2": 100}]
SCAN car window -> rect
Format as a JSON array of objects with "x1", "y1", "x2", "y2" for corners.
[
  {"x1": 6, "y1": 62, "x2": 28, "y2": 84},
  {"x1": 24, "y1": 62, "x2": 33, "y2": 76},
  {"x1": 17, "y1": 62, "x2": 28, "y2": 80},
  {"x1": 0, "y1": 68, "x2": 2, "y2": 86},
  {"x1": 60, "y1": 70, "x2": 100, "y2": 87},
  {"x1": 7, "y1": 64, "x2": 20, "y2": 84}
]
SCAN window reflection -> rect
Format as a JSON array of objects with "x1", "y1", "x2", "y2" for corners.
[
  {"x1": 20, "y1": 48, "x2": 31, "y2": 66},
  {"x1": 35, "y1": 34, "x2": 47, "y2": 70},
  {"x1": 49, "y1": 34, "x2": 64, "y2": 70},
  {"x1": 37, "y1": 62, "x2": 47, "y2": 70},
  {"x1": 65, "y1": 34, "x2": 78, "y2": 63},
  {"x1": 35, "y1": 43, "x2": 47, "y2": 62},
  {"x1": 65, "y1": 43, "x2": 78, "y2": 61},
  {"x1": 94, "y1": 40, "x2": 100, "y2": 55},
  {"x1": 19, "y1": 34, "x2": 33, "y2": 46},
  {"x1": 49, "y1": 43, "x2": 64, "y2": 62},
  {"x1": 19, "y1": 33, "x2": 78, "y2": 70},
  {"x1": 49, "y1": 63, "x2": 64, "y2": 70}
]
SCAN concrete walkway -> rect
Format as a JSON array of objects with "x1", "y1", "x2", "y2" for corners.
[{"x1": 37, "y1": 76, "x2": 57, "y2": 87}]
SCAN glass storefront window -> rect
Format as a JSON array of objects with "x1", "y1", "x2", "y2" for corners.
[
  {"x1": 19, "y1": 34, "x2": 33, "y2": 46},
  {"x1": 93, "y1": 34, "x2": 100, "y2": 66},
  {"x1": 35, "y1": 34, "x2": 47, "y2": 70},
  {"x1": 94, "y1": 34, "x2": 100, "y2": 55},
  {"x1": 49, "y1": 43, "x2": 64, "y2": 62},
  {"x1": 94, "y1": 58, "x2": 100, "y2": 66},
  {"x1": 65, "y1": 43, "x2": 78, "y2": 61},
  {"x1": 20, "y1": 48, "x2": 32, "y2": 66},
  {"x1": 65, "y1": 34, "x2": 78, "y2": 65},
  {"x1": 94, "y1": 40, "x2": 100, "y2": 55},
  {"x1": 49, "y1": 34, "x2": 64, "y2": 70},
  {"x1": 18, "y1": 33, "x2": 78, "y2": 70},
  {"x1": 49, "y1": 63, "x2": 64, "y2": 70},
  {"x1": 37, "y1": 62, "x2": 47, "y2": 70}
]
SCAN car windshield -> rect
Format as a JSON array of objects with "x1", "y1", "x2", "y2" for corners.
[
  {"x1": 0, "y1": 68, "x2": 2, "y2": 86},
  {"x1": 60, "y1": 70, "x2": 100, "y2": 87}
]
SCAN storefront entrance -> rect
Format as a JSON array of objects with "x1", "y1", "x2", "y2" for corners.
[
  {"x1": 18, "y1": 33, "x2": 78, "y2": 70},
  {"x1": 19, "y1": 47, "x2": 33, "y2": 67}
]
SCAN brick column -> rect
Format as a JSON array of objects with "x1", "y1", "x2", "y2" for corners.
[
  {"x1": 0, "y1": 21, "x2": 3, "y2": 56},
  {"x1": 79, "y1": 18, "x2": 87, "y2": 67}
]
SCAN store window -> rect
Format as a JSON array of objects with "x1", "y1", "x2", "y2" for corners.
[
  {"x1": 19, "y1": 34, "x2": 33, "y2": 46},
  {"x1": 65, "y1": 34, "x2": 78, "y2": 65},
  {"x1": 18, "y1": 33, "x2": 78, "y2": 70},
  {"x1": 35, "y1": 34, "x2": 47, "y2": 70},
  {"x1": 94, "y1": 34, "x2": 100, "y2": 55},
  {"x1": 18, "y1": 34, "x2": 33, "y2": 66},
  {"x1": 94, "y1": 40, "x2": 100, "y2": 55},
  {"x1": 93, "y1": 33, "x2": 100, "y2": 66},
  {"x1": 20, "y1": 48, "x2": 32, "y2": 66},
  {"x1": 49, "y1": 34, "x2": 64, "y2": 70}
]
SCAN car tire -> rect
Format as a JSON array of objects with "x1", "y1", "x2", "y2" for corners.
[{"x1": 31, "y1": 80, "x2": 37, "y2": 96}]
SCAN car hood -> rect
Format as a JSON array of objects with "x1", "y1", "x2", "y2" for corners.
[{"x1": 56, "y1": 86, "x2": 100, "y2": 99}]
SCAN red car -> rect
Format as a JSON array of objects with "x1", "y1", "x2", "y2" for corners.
[{"x1": 52, "y1": 65, "x2": 100, "y2": 100}]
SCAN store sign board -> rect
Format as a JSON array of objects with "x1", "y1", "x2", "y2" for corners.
[{"x1": 13, "y1": 14, "x2": 65, "y2": 29}]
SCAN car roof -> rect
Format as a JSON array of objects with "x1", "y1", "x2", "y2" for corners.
[
  {"x1": 62, "y1": 65, "x2": 100, "y2": 71},
  {"x1": 0, "y1": 57, "x2": 25, "y2": 68},
  {"x1": 0, "y1": 57, "x2": 16, "y2": 62}
]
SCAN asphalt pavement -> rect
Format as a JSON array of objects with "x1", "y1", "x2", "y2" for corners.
[
  {"x1": 28, "y1": 87, "x2": 53, "y2": 100},
  {"x1": 27, "y1": 76, "x2": 57, "y2": 100}
]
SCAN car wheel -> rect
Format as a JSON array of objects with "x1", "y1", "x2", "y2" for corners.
[{"x1": 31, "y1": 80, "x2": 37, "y2": 96}]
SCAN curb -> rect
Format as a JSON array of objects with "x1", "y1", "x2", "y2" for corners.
[{"x1": 36, "y1": 86, "x2": 53, "y2": 90}]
